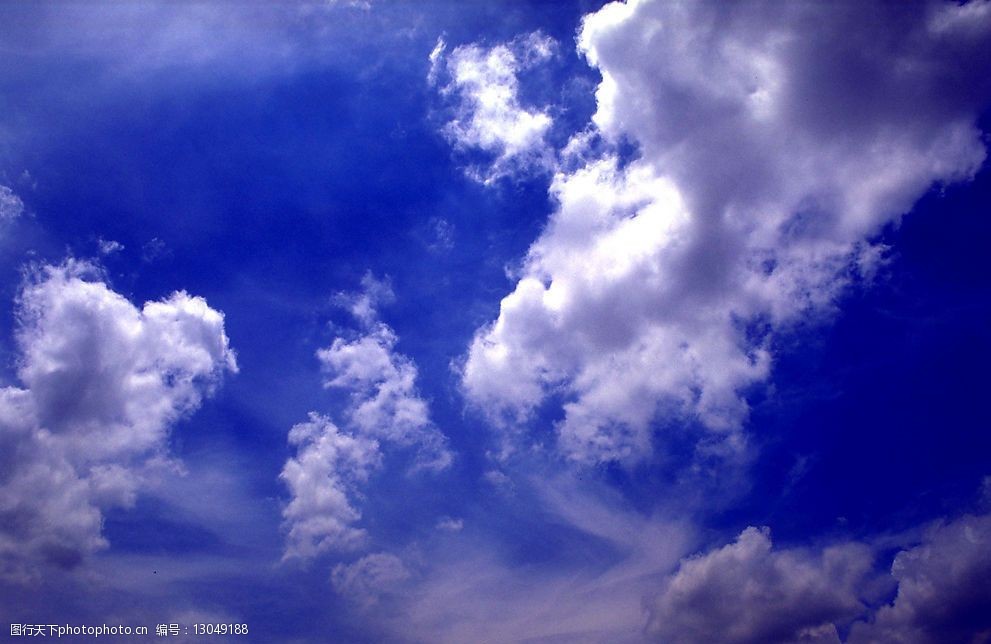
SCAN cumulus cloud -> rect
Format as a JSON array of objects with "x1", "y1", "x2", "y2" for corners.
[
  {"x1": 462, "y1": 0, "x2": 991, "y2": 464},
  {"x1": 317, "y1": 324, "x2": 450, "y2": 471},
  {"x1": 0, "y1": 260, "x2": 236, "y2": 579},
  {"x1": 647, "y1": 527, "x2": 873, "y2": 644},
  {"x1": 280, "y1": 414, "x2": 380, "y2": 559},
  {"x1": 642, "y1": 499, "x2": 991, "y2": 644},
  {"x1": 849, "y1": 512, "x2": 991, "y2": 643},
  {"x1": 319, "y1": 277, "x2": 451, "y2": 472},
  {"x1": 430, "y1": 32, "x2": 556, "y2": 183},
  {"x1": 282, "y1": 276, "x2": 451, "y2": 562}
]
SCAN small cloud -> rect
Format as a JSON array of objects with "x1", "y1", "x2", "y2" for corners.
[
  {"x1": 334, "y1": 272, "x2": 395, "y2": 327},
  {"x1": 430, "y1": 32, "x2": 557, "y2": 184},
  {"x1": 483, "y1": 469, "x2": 511, "y2": 489},
  {"x1": 18, "y1": 170, "x2": 37, "y2": 190},
  {"x1": 331, "y1": 552, "x2": 410, "y2": 607},
  {"x1": 141, "y1": 237, "x2": 172, "y2": 263},
  {"x1": 0, "y1": 185, "x2": 25, "y2": 222},
  {"x1": 329, "y1": 0, "x2": 372, "y2": 10},
  {"x1": 427, "y1": 37, "x2": 446, "y2": 86},
  {"x1": 428, "y1": 218, "x2": 454, "y2": 253},
  {"x1": 97, "y1": 238, "x2": 124, "y2": 255},
  {"x1": 435, "y1": 516, "x2": 464, "y2": 532}
]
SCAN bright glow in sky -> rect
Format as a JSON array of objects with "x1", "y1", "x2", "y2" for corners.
[{"x1": 2, "y1": 1, "x2": 991, "y2": 642}]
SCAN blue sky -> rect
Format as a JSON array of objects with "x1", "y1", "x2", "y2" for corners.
[{"x1": 1, "y1": 1, "x2": 991, "y2": 642}]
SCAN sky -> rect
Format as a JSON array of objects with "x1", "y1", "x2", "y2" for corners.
[{"x1": 1, "y1": 1, "x2": 991, "y2": 642}]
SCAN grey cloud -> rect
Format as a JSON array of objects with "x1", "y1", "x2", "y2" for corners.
[
  {"x1": 849, "y1": 512, "x2": 991, "y2": 643},
  {"x1": 646, "y1": 527, "x2": 874, "y2": 643},
  {"x1": 647, "y1": 509, "x2": 991, "y2": 644},
  {"x1": 462, "y1": 0, "x2": 991, "y2": 465}
]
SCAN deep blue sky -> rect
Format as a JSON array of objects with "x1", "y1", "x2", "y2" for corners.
[{"x1": 1, "y1": 2, "x2": 990, "y2": 642}]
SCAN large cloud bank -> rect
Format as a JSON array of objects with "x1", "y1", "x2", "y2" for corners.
[
  {"x1": 460, "y1": 0, "x2": 991, "y2": 464},
  {"x1": 849, "y1": 511, "x2": 991, "y2": 643},
  {"x1": 0, "y1": 261, "x2": 236, "y2": 579},
  {"x1": 645, "y1": 509, "x2": 991, "y2": 644},
  {"x1": 647, "y1": 527, "x2": 873, "y2": 643}
]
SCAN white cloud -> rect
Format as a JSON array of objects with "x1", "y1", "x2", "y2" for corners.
[
  {"x1": 319, "y1": 277, "x2": 451, "y2": 472},
  {"x1": 462, "y1": 0, "x2": 991, "y2": 464},
  {"x1": 0, "y1": 260, "x2": 236, "y2": 579},
  {"x1": 97, "y1": 238, "x2": 124, "y2": 255},
  {"x1": 435, "y1": 517, "x2": 463, "y2": 532},
  {"x1": 321, "y1": 0, "x2": 372, "y2": 10},
  {"x1": 331, "y1": 552, "x2": 411, "y2": 607},
  {"x1": 318, "y1": 323, "x2": 450, "y2": 471},
  {"x1": 280, "y1": 413, "x2": 380, "y2": 560},
  {"x1": 282, "y1": 276, "x2": 451, "y2": 563},
  {"x1": 0, "y1": 185, "x2": 24, "y2": 222},
  {"x1": 427, "y1": 217, "x2": 454, "y2": 253},
  {"x1": 431, "y1": 32, "x2": 556, "y2": 183},
  {"x1": 334, "y1": 271, "x2": 395, "y2": 327},
  {"x1": 647, "y1": 527, "x2": 873, "y2": 644},
  {"x1": 848, "y1": 512, "x2": 991, "y2": 643}
]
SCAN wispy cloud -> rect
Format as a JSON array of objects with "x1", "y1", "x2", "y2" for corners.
[{"x1": 0, "y1": 186, "x2": 24, "y2": 223}]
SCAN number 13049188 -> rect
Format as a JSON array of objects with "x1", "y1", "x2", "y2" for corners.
[{"x1": 194, "y1": 623, "x2": 249, "y2": 635}]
